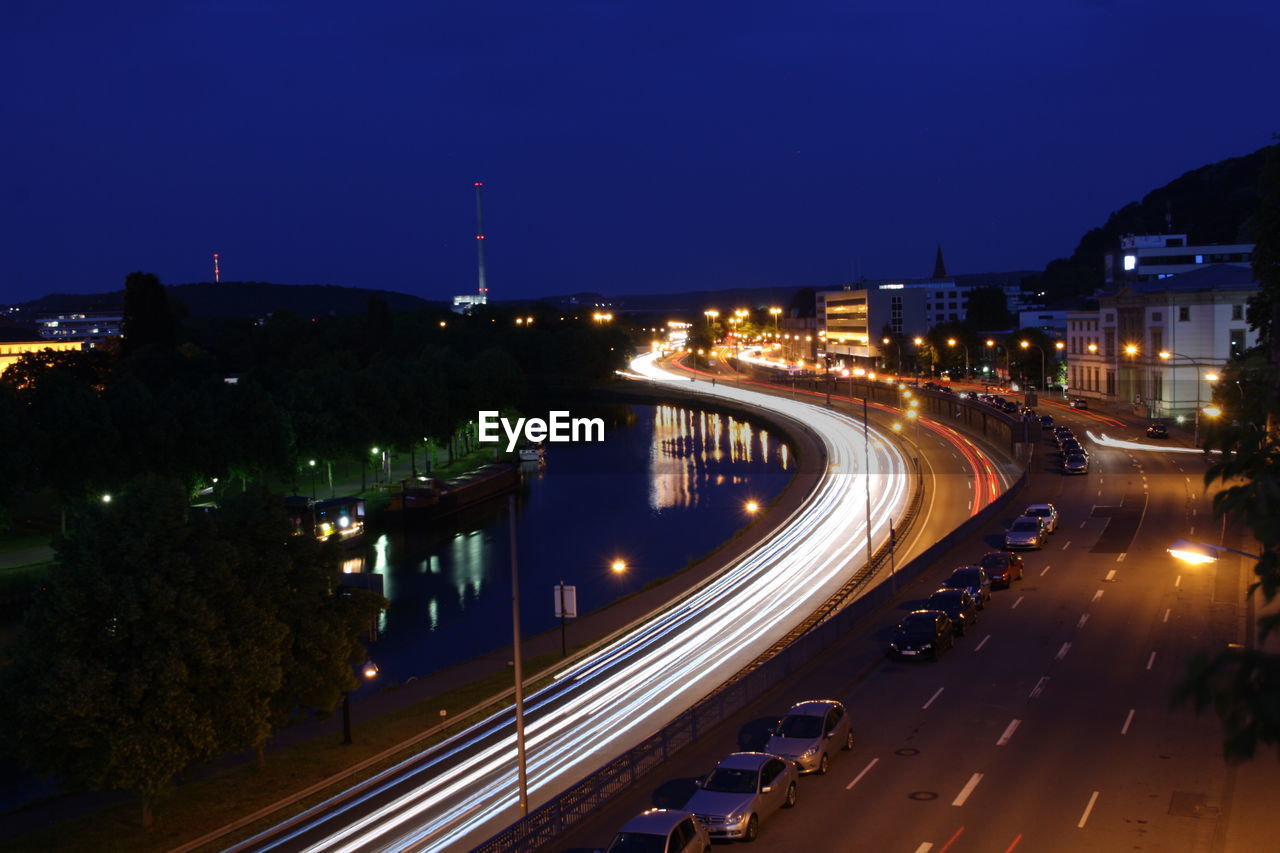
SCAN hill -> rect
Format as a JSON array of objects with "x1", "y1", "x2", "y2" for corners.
[{"x1": 1028, "y1": 143, "x2": 1275, "y2": 303}]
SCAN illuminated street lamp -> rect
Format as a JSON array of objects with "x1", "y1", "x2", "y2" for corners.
[
  {"x1": 1167, "y1": 538, "x2": 1259, "y2": 565},
  {"x1": 745, "y1": 500, "x2": 760, "y2": 515},
  {"x1": 1019, "y1": 339, "x2": 1046, "y2": 390},
  {"x1": 1157, "y1": 350, "x2": 1219, "y2": 446},
  {"x1": 341, "y1": 658, "x2": 379, "y2": 745},
  {"x1": 946, "y1": 338, "x2": 969, "y2": 380},
  {"x1": 610, "y1": 559, "x2": 628, "y2": 574}
]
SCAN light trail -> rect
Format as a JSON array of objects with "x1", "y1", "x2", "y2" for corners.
[
  {"x1": 1085, "y1": 430, "x2": 1220, "y2": 454},
  {"x1": 239, "y1": 351, "x2": 911, "y2": 853}
]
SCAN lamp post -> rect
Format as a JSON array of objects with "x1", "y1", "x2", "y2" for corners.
[
  {"x1": 308, "y1": 459, "x2": 317, "y2": 499},
  {"x1": 1167, "y1": 538, "x2": 1260, "y2": 564},
  {"x1": 1019, "y1": 340, "x2": 1046, "y2": 390},
  {"x1": 507, "y1": 494, "x2": 529, "y2": 817},
  {"x1": 946, "y1": 338, "x2": 969, "y2": 382},
  {"x1": 882, "y1": 337, "x2": 902, "y2": 378},
  {"x1": 341, "y1": 659, "x2": 379, "y2": 745},
  {"x1": 912, "y1": 337, "x2": 924, "y2": 385},
  {"x1": 1158, "y1": 350, "x2": 1218, "y2": 447},
  {"x1": 769, "y1": 306, "x2": 782, "y2": 338}
]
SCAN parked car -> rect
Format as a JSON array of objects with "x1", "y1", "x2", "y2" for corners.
[
  {"x1": 942, "y1": 566, "x2": 992, "y2": 607},
  {"x1": 978, "y1": 551, "x2": 1024, "y2": 588},
  {"x1": 607, "y1": 809, "x2": 711, "y2": 853},
  {"x1": 1038, "y1": 414, "x2": 1055, "y2": 428},
  {"x1": 1023, "y1": 503, "x2": 1059, "y2": 533},
  {"x1": 1146, "y1": 423, "x2": 1169, "y2": 438},
  {"x1": 764, "y1": 699, "x2": 855, "y2": 775},
  {"x1": 1004, "y1": 516, "x2": 1046, "y2": 550},
  {"x1": 685, "y1": 752, "x2": 798, "y2": 842},
  {"x1": 888, "y1": 610, "x2": 955, "y2": 660},
  {"x1": 1070, "y1": 398, "x2": 1090, "y2": 409},
  {"x1": 1062, "y1": 453, "x2": 1089, "y2": 474},
  {"x1": 1059, "y1": 438, "x2": 1087, "y2": 457},
  {"x1": 926, "y1": 588, "x2": 979, "y2": 635}
]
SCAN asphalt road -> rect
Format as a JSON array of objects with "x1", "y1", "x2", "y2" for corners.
[{"x1": 550, "y1": 406, "x2": 1259, "y2": 853}]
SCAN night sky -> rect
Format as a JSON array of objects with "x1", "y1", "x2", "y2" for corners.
[{"x1": 3, "y1": 1, "x2": 1276, "y2": 306}]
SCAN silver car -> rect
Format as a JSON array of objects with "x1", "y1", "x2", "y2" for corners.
[
  {"x1": 685, "y1": 752, "x2": 797, "y2": 842},
  {"x1": 763, "y1": 699, "x2": 855, "y2": 775},
  {"x1": 1023, "y1": 503, "x2": 1059, "y2": 533},
  {"x1": 607, "y1": 808, "x2": 711, "y2": 853},
  {"x1": 1004, "y1": 516, "x2": 1045, "y2": 550}
]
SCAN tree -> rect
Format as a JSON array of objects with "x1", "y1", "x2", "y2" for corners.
[
  {"x1": 965, "y1": 286, "x2": 1013, "y2": 330},
  {"x1": 0, "y1": 477, "x2": 286, "y2": 827},
  {"x1": 121, "y1": 271, "x2": 177, "y2": 357}
]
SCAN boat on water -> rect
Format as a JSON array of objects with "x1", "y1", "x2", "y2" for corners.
[
  {"x1": 387, "y1": 462, "x2": 519, "y2": 521},
  {"x1": 518, "y1": 443, "x2": 545, "y2": 463},
  {"x1": 284, "y1": 495, "x2": 366, "y2": 545}
]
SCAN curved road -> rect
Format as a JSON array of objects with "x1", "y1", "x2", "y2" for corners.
[{"x1": 236, "y1": 352, "x2": 912, "y2": 852}]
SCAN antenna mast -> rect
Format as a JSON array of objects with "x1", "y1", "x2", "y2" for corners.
[{"x1": 474, "y1": 182, "x2": 488, "y2": 300}]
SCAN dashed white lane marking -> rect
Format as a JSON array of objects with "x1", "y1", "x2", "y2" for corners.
[
  {"x1": 1029, "y1": 676, "x2": 1049, "y2": 699},
  {"x1": 1062, "y1": 540, "x2": 1072, "y2": 550},
  {"x1": 845, "y1": 757, "x2": 879, "y2": 790},
  {"x1": 1040, "y1": 565, "x2": 1051, "y2": 576},
  {"x1": 1147, "y1": 652, "x2": 1157, "y2": 670},
  {"x1": 922, "y1": 687, "x2": 945, "y2": 710},
  {"x1": 1055, "y1": 642, "x2": 1071, "y2": 660},
  {"x1": 913, "y1": 843, "x2": 934, "y2": 853},
  {"x1": 1080, "y1": 520, "x2": 1087, "y2": 528},
  {"x1": 1078, "y1": 791, "x2": 1100, "y2": 828},
  {"x1": 1121, "y1": 709, "x2": 1135, "y2": 734},
  {"x1": 952, "y1": 772, "x2": 983, "y2": 806},
  {"x1": 1106, "y1": 568, "x2": 1118, "y2": 579},
  {"x1": 1163, "y1": 608, "x2": 1171, "y2": 623},
  {"x1": 1092, "y1": 589, "x2": 1104, "y2": 602},
  {"x1": 996, "y1": 719, "x2": 1021, "y2": 746},
  {"x1": 1189, "y1": 526, "x2": 1195, "y2": 535},
  {"x1": 1012, "y1": 596, "x2": 1024, "y2": 609},
  {"x1": 1175, "y1": 575, "x2": 1182, "y2": 588},
  {"x1": 1077, "y1": 613, "x2": 1090, "y2": 628}
]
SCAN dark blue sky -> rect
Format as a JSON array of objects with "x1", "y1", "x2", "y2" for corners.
[{"x1": 3, "y1": 1, "x2": 1275, "y2": 305}]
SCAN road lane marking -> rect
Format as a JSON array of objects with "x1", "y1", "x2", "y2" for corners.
[
  {"x1": 952, "y1": 774, "x2": 983, "y2": 806},
  {"x1": 913, "y1": 844, "x2": 933, "y2": 853},
  {"x1": 1189, "y1": 526, "x2": 1195, "y2": 535},
  {"x1": 1175, "y1": 575, "x2": 1182, "y2": 588},
  {"x1": 845, "y1": 757, "x2": 878, "y2": 790},
  {"x1": 1077, "y1": 613, "x2": 1090, "y2": 628},
  {"x1": 1040, "y1": 564, "x2": 1051, "y2": 576},
  {"x1": 1012, "y1": 595, "x2": 1024, "y2": 609},
  {"x1": 1105, "y1": 569, "x2": 1117, "y2": 580},
  {"x1": 1078, "y1": 791, "x2": 1100, "y2": 827},
  {"x1": 1163, "y1": 608, "x2": 1171, "y2": 623},
  {"x1": 1097, "y1": 488, "x2": 1103, "y2": 496},
  {"x1": 1092, "y1": 589, "x2": 1104, "y2": 602},
  {"x1": 1122, "y1": 709, "x2": 1135, "y2": 734},
  {"x1": 939, "y1": 826, "x2": 965, "y2": 852},
  {"x1": 974, "y1": 634, "x2": 990, "y2": 652},
  {"x1": 996, "y1": 719, "x2": 1021, "y2": 746},
  {"x1": 1062, "y1": 540, "x2": 1072, "y2": 550},
  {"x1": 1029, "y1": 676, "x2": 1049, "y2": 699},
  {"x1": 1005, "y1": 835, "x2": 1024, "y2": 853},
  {"x1": 923, "y1": 687, "x2": 945, "y2": 710},
  {"x1": 1192, "y1": 507, "x2": 1196, "y2": 516},
  {"x1": 1080, "y1": 520, "x2": 1087, "y2": 528},
  {"x1": 1185, "y1": 476, "x2": 1191, "y2": 483},
  {"x1": 1056, "y1": 642, "x2": 1071, "y2": 660},
  {"x1": 1115, "y1": 553, "x2": 1126, "y2": 562},
  {"x1": 1147, "y1": 652, "x2": 1156, "y2": 670}
]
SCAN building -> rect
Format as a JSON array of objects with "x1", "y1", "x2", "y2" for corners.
[
  {"x1": 36, "y1": 310, "x2": 121, "y2": 347},
  {"x1": 0, "y1": 338, "x2": 84, "y2": 376},
  {"x1": 451, "y1": 294, "x2": 487, "y2": 314},
  {"x1": 1065, "y1": 264, "x2": 1259, "y2": 418},
  {"x1": 817, "y1": 284, "x2": 927, "y2": 367},
  {"x1": 1103, "y1": 234, "x2": 1253, "y2": 287}
]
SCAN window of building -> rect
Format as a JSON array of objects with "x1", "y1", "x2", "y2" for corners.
[
  {"x1": 1179, "y1": 306, "x2": 1190, "y2": 322},
  {"x1": 1152, "y1": 312, "x2": 1162, "y2": 322},
  {"x1": 1232, "y1": 304, "x2": 1244, "y2": 321},
  {"x1": 1105, "y1": 314, "x2": 1114, "y2": 323}
]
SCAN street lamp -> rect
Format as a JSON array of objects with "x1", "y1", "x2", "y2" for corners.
[
  {"x1": 1157, "y1": 350, "x2": 1219, "y2": 446},
  {"x1": 1167, "y1": 538, "x2": 1260, "y2": 565},
  {"x1": 946, "y1": 338, "x2": 969, "y2": 381},
  {"x1": 1019, "y1": 340, "x2": 1046, "y2": 390},
  {"x1": 341, "y1": 659, "x2": 379, "y2": 745},
  {"x1": 769, "y1": 306, "x2": 782, "y2": 338},
  {"x1": 912, "y1": 337, "x2": 924, "y2": 384}
]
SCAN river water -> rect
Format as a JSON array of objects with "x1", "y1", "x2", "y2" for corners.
[{"x1": 340, "y1": 402, "x2": 794, "y2": 691}]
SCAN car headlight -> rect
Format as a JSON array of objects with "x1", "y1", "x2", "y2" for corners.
[
  {"x1": 921, "y1": 642, "x2": 933, "y2": 649},
  {"x1": 801, "y1": 746, "x2": 817, "y2": 758}
]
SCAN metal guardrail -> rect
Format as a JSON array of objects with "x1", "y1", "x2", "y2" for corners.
[{"x1": 473, "y1": 454, "x2": 947, "y2": 853}]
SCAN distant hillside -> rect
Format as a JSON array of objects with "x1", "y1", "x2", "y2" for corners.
[
  {"x1": 21, "y1": 281, "x2": 439, "y2": 319},
  {"x1": 1029, "y1": 143, "x2": 1275, "y2": 303}
]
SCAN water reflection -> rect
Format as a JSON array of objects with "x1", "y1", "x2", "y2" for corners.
[{"x1": 348, "y1": 403, "x2": 792, "y2": 689}]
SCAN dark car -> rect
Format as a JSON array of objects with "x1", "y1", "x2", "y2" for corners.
[
  {"x1": 927, "y1": 588, "x2": 979, "y2": 635},
  {"x1": 1059, "y1": 438, "x2": 1086, "y2": 457},
  {"x1": 888, "y1": 610, "x2": 954, "y2": 660},
  {"x1": 1062, "y1": 453, "x2": 1089, "y2": 474},
  {"x1": 1038, "y1": 414, "x2": 1055, "y2": 428},
  {"x1": 1070, "y1": 398, "x2": 1090, "y2": 409},
  {"x1": 942, "y1": 566, "x2": 992, "y2": 608},
  {"x1": 978, "y1": 551, "x2": 1024, "y2": 588},
  {"x1": 1146, "y1": 423, "x2": 1169, "y2": 438}
]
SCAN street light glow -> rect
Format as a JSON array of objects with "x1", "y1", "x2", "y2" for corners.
[
  {"x1": 745, "y1": 500, "x2": 760, "y2": 514},
  {"x1": 610, "y1": 559, "x2": 627, "y2": 574},
  {"x1": 1124, "y1": 344, "x2": 1138, "y2": 356}
]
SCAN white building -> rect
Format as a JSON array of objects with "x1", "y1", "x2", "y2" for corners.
[
  {"x1": 1103, "y1": 233, "x2": 1253, "y2": 287},
  {"x1": 1065, "y1": 264, "x2": 1258, "y2": 418},
  {"x1": 817, "y1": 284, "x2": 928, "y2": 366}
]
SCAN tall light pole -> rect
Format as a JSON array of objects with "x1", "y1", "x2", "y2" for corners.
[
  {"x1": 507, "y1": 495, "x2": 529, "y2": 816},
  {"x1": 1019, "y1": 340, "x2": 1046, "y2": 390},
  {"x1": 912, "y1": 337, "x2": 924, "y2": 385},
  {"x1": 882, "y1": 337, "x2": 902, "y2": 378},
  {"x1": 946, "y1": 338, "x2": 969, "y2": 381},
  {"x1": 769, "y1": 306, "x2": 782, "y2": 338},
  {"x1": 1158, "y1": 350, "x2": 1219, "y2": 447}
]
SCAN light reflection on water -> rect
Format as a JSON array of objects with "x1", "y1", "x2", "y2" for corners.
[{"x1": 344, "y1": 403, "x2": 792, "y2": 689}]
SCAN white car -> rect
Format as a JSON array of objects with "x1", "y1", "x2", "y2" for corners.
[
  {"x1": 1004, "y1": 516, "x2": 1046, "y2": 550},
  {"x1": 1023, "y1": 503, "x2": 1058, "y2": 533}
]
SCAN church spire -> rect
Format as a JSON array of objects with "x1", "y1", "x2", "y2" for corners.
[{"x1": 932, "y1": 243, "x2": 948, "y2": 279}]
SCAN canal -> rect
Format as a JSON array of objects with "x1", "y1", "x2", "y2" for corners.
[{"x1": 341, "y1": 402, "x2": 794, "y2": 691}]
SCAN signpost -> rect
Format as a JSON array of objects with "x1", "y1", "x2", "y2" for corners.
[{"x1": 554, "y1": 582, "x2": 578, "y2": 657}]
